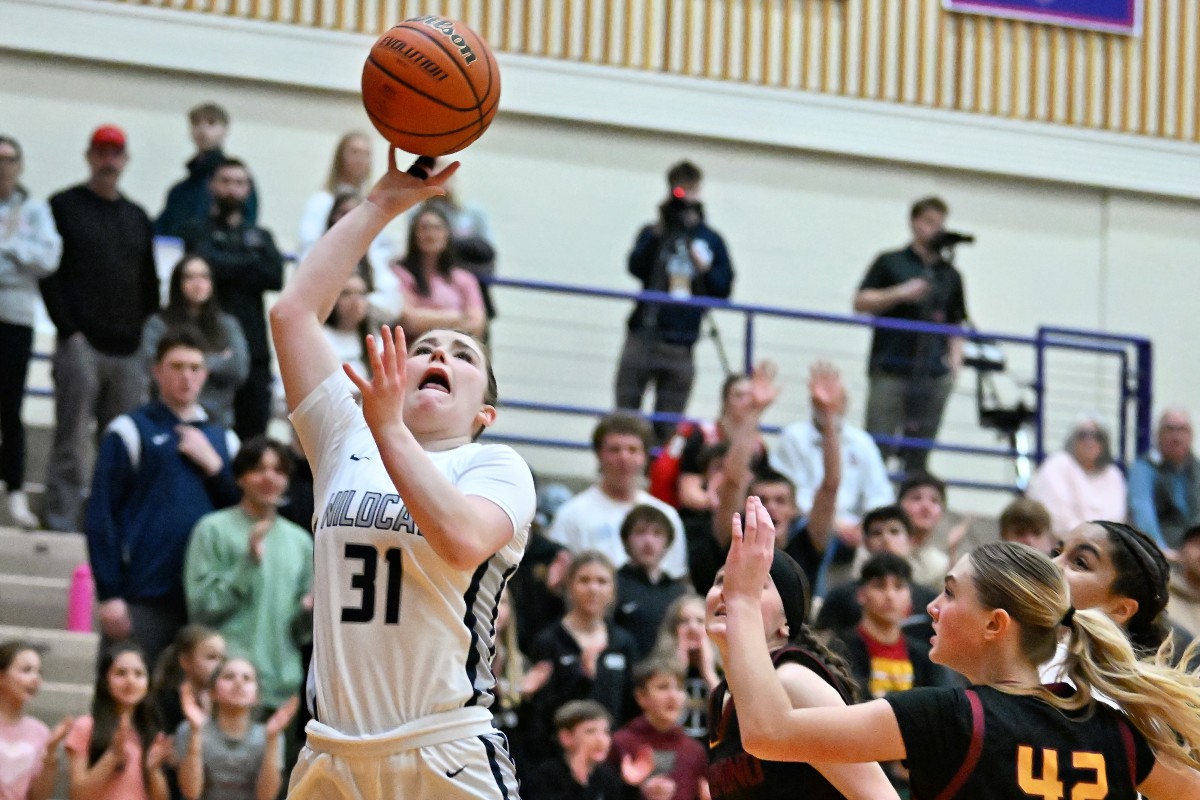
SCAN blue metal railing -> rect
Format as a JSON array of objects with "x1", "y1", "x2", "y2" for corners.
[
  {"x1": 484, "y1": 276, "x2": 1153, "y2": 495},
  {"x1": 25, "y1": 273, "x2": 1152, "y2": 497}
]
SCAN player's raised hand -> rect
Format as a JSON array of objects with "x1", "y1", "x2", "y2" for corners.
[
  {"x1": 364, "y1": 149, "x2": 460, "y2": 220},
  {"x1": 346, "y1": 324, "x2": 409, "y2": 437},
  {"x1": 723, "y1": 496, "x2": 775, "y2": 602}
]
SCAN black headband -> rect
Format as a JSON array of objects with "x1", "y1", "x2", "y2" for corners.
[{"x1": 768, "y1": 550, "x2": 811, "y2": 642}]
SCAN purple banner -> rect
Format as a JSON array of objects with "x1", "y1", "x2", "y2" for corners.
[{"x1": 944, "y1": 0, "x2": 1141, "y2": 34}]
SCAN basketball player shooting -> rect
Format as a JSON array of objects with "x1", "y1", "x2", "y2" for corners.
[{"x1": 270, "y1": 150, "x2": 536, "y2": 800}]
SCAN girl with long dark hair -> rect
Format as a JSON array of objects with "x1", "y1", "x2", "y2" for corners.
[{"x1": 141, "y1": 254, "x2": 249, "y2": 428}]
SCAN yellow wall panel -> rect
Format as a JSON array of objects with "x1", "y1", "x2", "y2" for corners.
[{"x1": 105, "y1": 0, "x2": 1200, "y2": 142}]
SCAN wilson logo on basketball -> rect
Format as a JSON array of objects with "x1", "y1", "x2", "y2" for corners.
[
  {"x1": 378, "y1": 36, "x2": 449, "y2": 82},
  {"x1": 407, "y1": 15, "x2": 478, "y2": 65}
]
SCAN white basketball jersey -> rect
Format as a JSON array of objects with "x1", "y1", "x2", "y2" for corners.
[{"x1": 291, "y1": 371, "x2": 535, "y2": 736}]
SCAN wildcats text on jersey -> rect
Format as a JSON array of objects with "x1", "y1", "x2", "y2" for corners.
[{"x1": 319, "y1": 489, "x2": 420, "y2": 535}]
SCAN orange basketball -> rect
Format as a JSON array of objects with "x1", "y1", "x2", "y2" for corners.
[{"x1": 361, "y1": 15, "x2": 501, "y2": 157}]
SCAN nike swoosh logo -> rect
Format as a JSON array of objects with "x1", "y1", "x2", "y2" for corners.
[
  {"x1": 350, "y1": 454, "x2": 370, "y2": 461},
  {"x1": 152, "y1": 433, "x2": 170, "y2": 445},
  {"x1": 445, "y1": 765, "x2": 466, "y2": 778}
]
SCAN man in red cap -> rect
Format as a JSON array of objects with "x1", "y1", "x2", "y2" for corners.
[{"x1": 38, "y1": 125, "x2": 160, "y2": 531}]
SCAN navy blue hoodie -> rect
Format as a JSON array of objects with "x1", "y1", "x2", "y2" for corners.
[{"x1": 85, "y1": 401, "x2": 240, "y2": 603}]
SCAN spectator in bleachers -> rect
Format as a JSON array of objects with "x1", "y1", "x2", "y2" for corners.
[
  {"x1": 548, "y1": 413, "x2": 689, "y2": 581},
  {"x1": 297, "y1": 133, "x2": 382, "y2": 263},
  {"x1": 1128, "y1": 406, "x2": 1199, "y2": 557},
  {"x1": 770, "y1": 361, "x2": 893, "y2": 552},
  {"x1": 156, "y1": 103, "x2": 258, "y2": 238},
  {"x1": 175, "y1": 658, "x2": 296, "y2": 800},
  {"x1": 648, "y1": 594, "x2": 719, "y2": 743},
  {"x1": 896, "y1": 472, "x2": 950, "y2": 590},
  {"x1": 141, "y1": 254, "x2": 250, "y2": 429},
  {"x1": 0, "y1": 640, "x2": 73, "y2": 800},
  {"x1": 523, "y1": 552, "x2": 639, "y2": 768},
  {"x1": 509, "y1": 481, "x2": 572, "y2": 656},
  {"x1": 1026, "y1": 414, "x2": 1127, "y2": 536},
  {"x1": 65, "y1": 644, "x2": 171, "y2": 800},
  {"x1": 815, "y1": 505, "x2": 938, "y2": 633},
  {"x1": 615, "y1": 160, "x2": 734, "y2": 443},
  {"x1": 523, "y1": 700, "x2": 624, "y2": 800},
  {"x1": 86, "y1": 328, "x2": 240, "y2": 667},
  {"x1": 607, "y1": 657, "x2": 709, "y2": 800},
  {"x1": 648, "y1": 373, "x2": 766, "y2": 517},
  {"x1": 1168, "y1": 524, "x2": 1200, "y2": 637},
  {"x1": 321, "y1": 272, "x2": 375, "y2": 379},
  {"x1": 713, "y1": 362, "x2": 842, "y2": 595},
  {"x1": 996, "y1": 496, "x2": 1055, "y2": 555},
  {"x1": 0, "y1": 134, "x2": 62, "y2": 530},
  {"x1": 320, "y1": 193, "x2": 403, "y2": 321},
  {"x1": 613, "y1": 504, "x2": 689, "y2": 658},
  {"x1": 180, "y1": 157, "x2": 283, "y2": 441},
  {"x1": 854, "y1": 195, "x2": 967, "y2": 473},
  {"x1": 832, "y1": 552, "x2": 947, "y2": 794},
  {"x1": 832, "y1": 553, "x2": 945, "y2": 698},
  {"x1": 40, "y1": 125, "x2": 159, "y2": 532},
  {"x1": 423, "y1": 171, "x2": 499, "y2": 325},
  {"x1": 184, "y1": 436, "x2": 313, "y2": 720},
  {"x1": 393, "y1": 205, "x2": 486, "y2": 340},
  {"x1": 148, "y1": 625, "x2": 225, "y2": 746}
]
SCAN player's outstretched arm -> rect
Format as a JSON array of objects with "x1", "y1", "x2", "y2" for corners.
[
  {"x1": 346, "y1": 325, "x2": 521, "y2": 571},
  {"x1": 270, "y1": 151, "x2": 458, "y2": 411},
  {"x1": 722, "y1": 496, "x2": 907, "y2": 766}
]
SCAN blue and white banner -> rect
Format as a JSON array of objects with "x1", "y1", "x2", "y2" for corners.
[{"x1": 943, "y1": 0, "x2": 1141, "y2": 35}]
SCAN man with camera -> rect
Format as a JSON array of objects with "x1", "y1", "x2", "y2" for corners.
[
  {"x1": 854, "y1": 196, "x2": 969, "y2": 473},
  {"x1": 615, "y1": 161, "x2": 734, "y2": 442}
]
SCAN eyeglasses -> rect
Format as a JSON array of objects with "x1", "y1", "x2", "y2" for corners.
[{"x1": 1075, "y1": 430, "x2": 1103, "y2": 440}]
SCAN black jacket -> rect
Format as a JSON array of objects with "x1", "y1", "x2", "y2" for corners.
[{"x1": 181, "y1": 214, "x2": 283, "y2": 363}]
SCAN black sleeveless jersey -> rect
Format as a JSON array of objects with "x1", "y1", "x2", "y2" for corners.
[
  {"x1": 885, "y1": 685, "x2": 1157, "y2": 800},
  {"x1": 707, "y1": 646, "x2": 851, "y2": 800}
]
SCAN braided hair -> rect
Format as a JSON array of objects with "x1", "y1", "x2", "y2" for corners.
[
  {"x1": 767, "y1": 549, "x2": 860, "y2": 702},
  {"x1": 1089, "y1": 520, "x2": 1172, "y2": 655}
]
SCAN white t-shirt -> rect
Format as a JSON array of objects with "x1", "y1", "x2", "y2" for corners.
[
  {"x1": 547, "y1": 485, "x2": 689, "y2": 579},
  {"x1": 291, "y1": 370, "x2": 536, "y2": 736},
  {"x1": 770, "y1": 418, "x2": 894, "y2": 522}
]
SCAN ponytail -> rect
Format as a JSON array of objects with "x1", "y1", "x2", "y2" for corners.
[
  {"x1": 1060, "y1": 608, "x2": 1200, "y2": 771},
  {"x1": 969, "y1": 541, "x2": 1200, "y2": 773},
  {"x1": 793, "y1": 625, "x2": 861, "y2": 704}
]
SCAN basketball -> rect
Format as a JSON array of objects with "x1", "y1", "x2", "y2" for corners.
[{"x1": 361, "y1": 15, "x2": 501, "y2": 157}]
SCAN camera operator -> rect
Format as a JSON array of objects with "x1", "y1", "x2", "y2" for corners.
[
  {"x1": 615, "y1": 161, "x2": 734, "y2": 442},
  {"x1": 853, "y1": 195, "x2": 969, "y2": 473}
]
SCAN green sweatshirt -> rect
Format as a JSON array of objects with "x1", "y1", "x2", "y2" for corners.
[{"x1": 184, "y1": 507, "x2": 314, "y2": 707}]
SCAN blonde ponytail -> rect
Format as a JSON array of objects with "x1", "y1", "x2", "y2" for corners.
[
  {"x1": 969, "y1": 542, "x2": 1200, "y2": 773},
  {"x1": 1062, "y1": 609, "x2": 1200, "y2": 771}
]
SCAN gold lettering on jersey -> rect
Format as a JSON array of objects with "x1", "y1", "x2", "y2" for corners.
[{"x1": 319, "y1": 490, "x2": 421, "y2": 535}]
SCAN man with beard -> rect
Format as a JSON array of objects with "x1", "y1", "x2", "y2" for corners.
[
  {"x1": 614, "y1": 161, "x2": 734, "y2": 443},
  {"x1": 156, "y1": 102, "x2": 259, "y2": 237},
  {"x1": 181, "y1": 157, "x2": 283, "y2": 439},
  {"x1": 39, "y1": 125, "x2": 159, "y2": 531}
]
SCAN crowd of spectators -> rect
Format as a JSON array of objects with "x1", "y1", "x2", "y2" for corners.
[{"x1": 1, "y1": 101, "x2": 1196, "y2": 800}]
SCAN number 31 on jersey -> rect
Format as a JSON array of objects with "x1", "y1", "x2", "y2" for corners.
[{"x1": 341, "y1": 543, "x2": 403, "y2": 624}]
